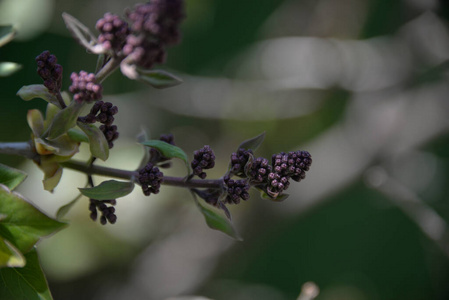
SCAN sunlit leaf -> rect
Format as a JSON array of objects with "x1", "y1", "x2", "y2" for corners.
[
  {"x1": 0, "y1": 237, "x2": 25, "y2": 268},
  {"x1": 79, "y1": 180, "x2": 134, "y2": 200},
  {"x1": 0, "y1": 62, "x2": 21, "y2": 77},
  {"x1": 237, "y1": 132, "x2": 266, "y2": 152},
  {"x1": 42, "y1": 167, "x2": 63, "y2": 192},
  {"x1": 0, "y1": 163, "x2": 27, "y2": 190},
  {"x1": 77, "y1": 122, "x2": 109, "y2": 161},
  {"x1": 140, "y1": 140, "x2": 190, "y2": 173},
  {"x1": 0, "y1": 184, "x2": 67, "y2": 253},
  {"x1": 62, "y1": 12, "x2": 105, "y2": 54},
  {"x1": 192, "y1": 192, "x2": 242, "y2": 240},
  {"x1": 0, "y1": 248, "x2": 53, "y2": 300},
  {"x1": 137, "y1": 69, "x2": 183, "y2": 89},
  {"x1": 46, "y1": 100, "x2": 84, "y2": 140},
  {"x1": 0, "y1": 25, "x2": 15, "y2": 47},
  {"x1": 17, "y1": 84, "x2": 62, "y2": 109},
  {"x1": 27, "y1": 109, "x2": 45, "y2": 137}
]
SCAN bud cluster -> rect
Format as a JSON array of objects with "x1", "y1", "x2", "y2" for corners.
[
  {"x1": 191, "y1": 145, "x2": 215, "y2": 179},
  {"x1": 230, "y1": 148, "x2": 254, "y2": 176},
  {"x1": 223, "y1": 175, "x2": 250, "y2": 205},
  {"x1": 96, "y1": 13, "x2": 130, "y2": 53},
  {"x1": 36, "y1": 50, "x2": 63, "y2": 94},
  {"x1": 69, "y1": 71, "x2": 103, "y2": 103},
  {"x1": 138, "y1": 162, "x2": 164, "y2": 196},
  {"x1": 78, "y1": 101, "x2": 119, "y2": 148},
  {"x1": 89, "y1": 199, "x2": 117, "y2": 225}
]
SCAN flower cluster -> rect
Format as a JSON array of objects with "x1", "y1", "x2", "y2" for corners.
[
  {"x1": 230, "y1": 148, "x2": 254, "y2": 176},
  {"x1": 223, "y1": 175, "x2": 250, "y2": 205},
  {"x1": 69, "y1": 71, "x2": 103, "y2": 103},
  {"x1": 89, "y1": 199, "x2": 117, "y2": 225},
  {"x1": 78, "y1": 101, "x2": 119, "y2": 148},
  {"x1": 138, "y1": 162, "x2": 164, "y2": 196},
  {"x1": 96, "y1": 13, "x2": 130, "y2": 53},
  {"x1": 122, "y1": 0, "x2": 185, "y2": 68},
  {"x1": 36, "y1": 50, "x2": 63, "y2": 94},
  {"x1": 191, "y1": 145, "x2": 215, "y2": 179}
]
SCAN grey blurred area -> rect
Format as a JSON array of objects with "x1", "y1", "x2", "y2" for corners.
[{"x1": 2, "y1": 0, "x2": 449, "y2": 299}]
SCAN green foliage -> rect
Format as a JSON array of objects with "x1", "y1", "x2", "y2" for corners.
[
  {"x1": 0, "y1": 163, "x2": 27, "y2": 190},
  {"x1": 0, "y1": 248, "x2": 53, "y2": 300},
  {"x1": 0, "y1": 237, "x2": 25, "y2": 268},
  {"x1": 193, "y1": 193, "x2": 242, "y2": 240},
  {"x1": 0, "y1": 184, "x2": 67, "y2": 254},
  {"x1": 79, "y1": 180, "x2": 135, "y2": 200},
  {"x1": 140, "y1": 139, "x2": 190, "y2": 173},
  {"x1": 17, "y1": 85, "x2": 62, "y2": 109},
  {"x1": 77, "y1": 122, "x2": 109, "y2": 161},
  {"x1": 62, "y1": 12, "x2": 105, "y2": 55},
  {"x1": 136, "y1": 69, "x2": 183, "y2": 89},
  {"x1": 237, "y1": 131, "x2": 266, "y2": 151},
  {"x1": 45, "y1": 100, "x2": 84, "y2": 140}
]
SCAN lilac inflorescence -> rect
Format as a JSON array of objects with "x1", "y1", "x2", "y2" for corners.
[
  {"x1": 89, "y1": 199, "x2": 117, "y2": 225},
  {"x1": 36, "y1": 50, "x2": 63, "y2": 94},
  {"x1": 248, "y1": 157, "x2": 272, "y2": 184},
  {"x1": 126, "y1": 0, "x2": 185, "y2": 45},
  {"x1": 122, "y1": 34, "x2": 166, "y2": 69},
  {"x1": 223, "y1": 175, "x2": 250, "y2": 205},
  {"x1": 138, "y1": 162, "x2": 164, "y2": 196},
  {"x1": 69, "y1": 71, "x2": 103, "y2": 103},
  {"x1": 191, "y1": 145, "x2": 215, "y2": 179},
  {"x1": 96, "y1": 13, "x2": 130, "y2": 53},
  {"x1": 230, "y1": 148, "x2": 254, "y2": 176}
]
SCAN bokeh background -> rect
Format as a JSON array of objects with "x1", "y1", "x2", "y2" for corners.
[{"x1": 1, "y1": 0, "x2": 449, "y2": 299}]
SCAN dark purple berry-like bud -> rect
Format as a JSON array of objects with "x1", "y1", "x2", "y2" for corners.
[
  {"x1": 96, "y1": 13, "x2": 130, "y2": 53},
  {"x1": 223, "y1": 175, "x2": 250, "y2": 204},
  {"x1": 69, "y1": 71, "x2": 102, "y2": 103},
  {"x1": 247, "y1": 157, "x2": 272, "y2": 184},
  {"x1": 99, "y1": 124, "x2": 119, "y2": 148},
  {"x1": 191, "y1": 145, "x2": 215, "y2": 179},
  {"x1": 122, "y1": 34, "x2": 166, "y2": 69},
  {"x1": 230, "y1": 148, "x2": 254, "y2": 176},
  {"x1": 138, "y1": 163, "x2": 164, "y2": 196},
  {"x1": 35, "y1": 50, "x2": 63, "y2": 94},
  {"x1": 89, "y1": 198, "x2": 117, "y2": 225}
]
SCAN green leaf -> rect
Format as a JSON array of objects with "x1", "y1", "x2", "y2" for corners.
[
  {"x1": 0, "y1": 237, "x2": 25, "y2": 268},
  {"x1": 62, "y1": 12, "x2": 105, "y2": 54},
  {"x1": 0, "y1": 184, "x2": 67, "y2": 253},
  {"x1": 17, "y1": 85, "x2": 62, "y2": 109},
  {"x1": 46, "y1": 100, "x2": 84, "y2": 140},
  {"x1": 77, "y1": 122, "x2": 109, "y2": 161},
  {"x1": 0, "y1": 25, "x2": 15, "y2": 47},
  {"x1": 0, "y1": 62, "x2": 21, "y2": 77},
  {"x1": 27, "y1": 109, "x2": 45, "y2": 137},
  {"x1": 0, "y1": 248, "x2": 53, "y2": 300},
  {"x1": 67, "y1": 128, "x2": 89, "y2": 143},
  {"x1": 0, "y1": 163, "x2": 27, "y2": 190},
  {"x1": 35, "y1": 135, "x2": 79, "y2": 157},
  {"x1": 237, "y1": 132, "x2": 266, "y2": 152},
  {"x1": 192, "y1": 192, "x2": 242, "y2": 240},
  {"x1": 79, "y1": 180, "x2": 134, "y2": 200},
  {"x1": 140, "y1": 140, "x2": 190, "y2": 173},
  {"x1": 137, "y1": 69, "x2": 183, "y2": 89},
  {"x1": 260, "y1": 190, "x2": 289, "y2": 202},
  {"x1": 56, "y1": 192, "x2": 84, "y2": 220},
  {"x1": 42, "y1": 167, "x2": 63, "y2": 192},
  {"x1": 136, "y1": 128, "x2": 151, "y2": 170}
]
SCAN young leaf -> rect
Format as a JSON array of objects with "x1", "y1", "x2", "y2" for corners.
[
  {"x1": 0, "y1": 163, "x2": 27, "y2": 190},
  {"x1": 67, "y1": 128, "x2": 89, "y2": 143},
  {"x1": 27, "y1": 109, "x2": 45, "y2": 137},
  {"x1": 0, "y1": 237, "x2": 25, "y2": 268},
  {"x1": 0, "y1": 62, "x2": 21, "y2": 77},
  {"x1": 237, "y1": 132, "x2": 266, "y2": 152},
  {"x1": 260, "y1": 190, "x2": 289, "y2": 202},
  {"x1": 56, "y1": 191, "x2": 84, "y2": 220},
  {"x1": 79, "y1": 180, "x2": 134, "y2": 200},
  {"x1": 42, "y1": 167, "x2": 63, "y2": 192},
  {"x1": 136, "y1": 128, "x2": 151, "y2": 170},
  {"x1": 140, "y1": 140, "x2": 190, "y2": 173},
  {"x1": 136, "y1": 69, "x2": 183, "y2": 89},
  {"x1": 35, "y1": 135, "x2": 80, "y2": 157},
  {"x1": 62, "y1": 12, "x2": 105, "y2": 54},
  {"x1": 77, "y1": 122, "x2": 109, "y2": 161},
  {"x1": 46, "y1": 100, "x2": 84, "y2": 140},
  {"x1": 0, "y1": 184, "x2": 67, "y2": 253},
  {"x1": 17, "y1": 84, "x2": 62, "y2": 109},
  {"x1": 0, "y1": 25, "x2": 15, "y2": 47},
  {"x1": 0, "y1": 248, "x2": 53, "y2": 300},
  {"x1": 192, "y1": 192, "x2": 242, "y2": 240}
]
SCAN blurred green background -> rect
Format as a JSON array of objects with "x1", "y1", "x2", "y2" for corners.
[{"x1": 1, "y1": 0, "x2": 449, "y2": 299}]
